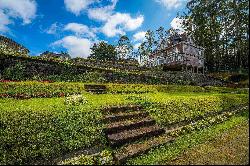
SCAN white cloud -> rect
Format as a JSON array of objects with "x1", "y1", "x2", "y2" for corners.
[
  {"x1": 0, "y1": 0, "x2": 37, "y2": 25},
  {"x1": 64, "y1": 23, "x2": 96, "y2": 38},
  {"x1": 155, "y1": 0, "x2": 184, "y2": 9},
  {"x1": 52, "y1": 35, "x2": 92, "y2": 58},
  {"x1": 133, "y1": 31, "x2": 146, "y2": 42},
  {"x1": 45, "y1": 22, "x2": 62, "y2": 35},
  {"x1": 63, "y1": 0, "x2": 143, "y2": 38},
  {"x1": 0, "y1": 9, "x2": 11, "y2": 32},
  {"x1": 133, "y1": 43, "x2": 141, "y2": 50},
  {"x1": 102, "y1": 13, "x2": 144, "y2": 37},
  {"x1": 64, "y1": 0, "x2": 96, "y2": 16},
  {"x1": 87, "y1": 0, "x2": 118, "y2": 21},
  {"x1": 170, "y1": 17, "x2": 185, "y2": 33}
]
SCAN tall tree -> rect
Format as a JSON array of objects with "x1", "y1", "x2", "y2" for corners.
[
  {"x1": 182, "y1": 0, "x2": 249, "y2": 71},
  {"x1": 89, "y1": 41, "x2": 117, "y2": 61},
  {"x1": 116, "y1": 35, "x2": 133, "y2": 59}
]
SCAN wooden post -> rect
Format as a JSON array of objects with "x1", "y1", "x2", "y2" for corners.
[
  {"x1": 203, "y1": 66, "x2": 205, "y2": 75},
  {"x1": 197, "y1": 67, "x2": 199, "y2": 74}
]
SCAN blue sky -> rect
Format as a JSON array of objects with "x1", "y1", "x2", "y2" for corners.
[{"x1": 0, "y1": 0, "x2": 187, "y2": 58}]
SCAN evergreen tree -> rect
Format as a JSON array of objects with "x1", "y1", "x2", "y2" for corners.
[{"x1": 89, "y1": 41, "x2": 117, "y2": 61}]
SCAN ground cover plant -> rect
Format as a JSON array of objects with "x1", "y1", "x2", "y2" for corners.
[{"x1": 0, "y1": 85, "x2": 248, "y2": 164}]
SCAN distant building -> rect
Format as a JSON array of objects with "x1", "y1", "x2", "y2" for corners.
[
  {"x1": 0, "y1": 35, "x2": 29, "y2": 57},
  {"x1": 39, "y1": 51, "x2": 71, "y2": 60},
  {"x1": 148, "y1": 33, "x2": 205, "y2": 74}
]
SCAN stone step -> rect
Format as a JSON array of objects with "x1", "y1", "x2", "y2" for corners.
[
  {"x1": 104, "y1": 117, "x2": 156, "y2": 135},
  {"x1": 103, "y1": 111, "x2": 149, "y2": 123},
  {"x1": 85, "y1": 89, "x2": 106, "y2": 93},
  {"x1": 108, "y1": 125, "x2": 165, "y2": 148},
  {"x1": 84, "y1": 84, "x2": 107, "y2": 90},
  {"x1": 114, "y1": 135, "x2": 175, "y2": 163},
  {"x1": 102, "y1": 105, "x2": 143, "y2": 114}
]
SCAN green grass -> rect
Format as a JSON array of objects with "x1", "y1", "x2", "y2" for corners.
[
  {"x1": 1, "y1": 81, "x2": 248, "y2": 99},
  {"x1": 128, "y1": 92, "x2": 249, "y2": 126},
  {"x1": 0, "y1": 84, "x2": 248, "y2": 164},
  {"x1": 126, "y1": 111, "x2": 249, "y2": 165},
  {"x1": 167, "y1": 120, "x2": 249, "y2": 165}
]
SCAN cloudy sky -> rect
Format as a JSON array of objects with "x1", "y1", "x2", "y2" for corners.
[{"x1": 0, "y1": 0, "x2": 187, "y2": 58}]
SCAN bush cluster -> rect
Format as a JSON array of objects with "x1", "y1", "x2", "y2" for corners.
[
  {"x1": 144, "y1": 94, "x2": 249, "y2": 126},
  {"x1": 0, "y1": 102, "x2": 104, "y2": 164}
]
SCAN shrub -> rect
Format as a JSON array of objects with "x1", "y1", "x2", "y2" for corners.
[
  {"x1": 0, "y1": 102, "x2": 104, "y2": 164},
  {"x1": 65, "y1": 94, "x2": 87, "y2": 106},
  {"x1": 2, "y1": 63, "x2": 26, "y2": 80},
  {"x1": 228, "y1": 73, "x2": 248, "y2": 82},
  {"x1": 131, "y1": 93, "x2": 249, "y2": 126}
]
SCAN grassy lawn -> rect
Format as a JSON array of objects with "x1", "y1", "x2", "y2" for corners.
[
  {"x1": 167, "y1": 120, "x2": 249, "y2": 165},
  {"x1": 0, "y1": 87, "x2": 248, "y2": 164},
  {"x1": 126, "y1": 111, "x2": 249, "y2": 165}
]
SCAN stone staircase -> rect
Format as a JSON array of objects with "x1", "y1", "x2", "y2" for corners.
[
  {"x1": 102, "y1": 105, "x2": 174, "y2": 164},
  {"x1": 84, "y1": 84, "x2": 107, "y2": 94}
]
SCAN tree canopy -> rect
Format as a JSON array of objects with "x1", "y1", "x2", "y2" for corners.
[
  {"x1": 89, "y1": 41, "x2": 117, "y2": 61},
  {"x1": 182, "y1": 0, "x2": 249, "y2": 72}
]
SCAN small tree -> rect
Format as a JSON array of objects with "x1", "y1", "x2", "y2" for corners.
[{"x1": 89, "y1": 41, "x2": 117, "y2": 61}]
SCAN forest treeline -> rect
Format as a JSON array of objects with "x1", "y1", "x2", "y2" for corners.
[{"x1": 182, "y1": 0, "x2": 249, "y2": 72}]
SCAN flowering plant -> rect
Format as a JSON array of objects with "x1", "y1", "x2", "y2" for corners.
[{"x1": 64, "y1": 94, "x2": 87, "y2": 106}]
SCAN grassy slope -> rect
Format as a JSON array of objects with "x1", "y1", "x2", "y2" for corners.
[
  {"x1": 167, "y1": 120, "x2": 249, "y2": 165},
  {"x1": 0, "y1": 91, "x2": 248, "y2": 164},
  {"x1": 126, "y1": 111, "x2": 249, "y2": 165}
]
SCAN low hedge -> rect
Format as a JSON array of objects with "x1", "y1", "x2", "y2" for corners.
[
  {"x1": 0, "y1": 93, "x2": 132, "y2": 164},
  {"x1": 0, "y1": 92, "x2": 248, "y2": 164},
  {"x1": 0, "y1": 82, "x2": 248, "y2": 99},
  {"x1": 138, "y1": 93, "x2": 249, "y2": 126},
  {"x1": 0, "y1": 81, "x2": 85, "y2": 98},
  {"x1": 0, "y1": 104, "x2": 104, "y2": 164}
]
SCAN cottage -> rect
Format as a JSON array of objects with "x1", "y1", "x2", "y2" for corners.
[{"x1": 148, "y1": 33, "x2": 205, "y2": 74}]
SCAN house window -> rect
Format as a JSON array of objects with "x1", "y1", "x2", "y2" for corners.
[{"x1": 177, "y1": 55, "x2": 181, "y2": 61}]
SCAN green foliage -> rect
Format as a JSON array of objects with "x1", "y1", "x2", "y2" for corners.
[
  {"x1": 64, "y1": 94, "x2": 87, "y2": 106},
  {"x1": 82, "y1": 71, "x2": 107, "y2": 83},
  {"x1": 0, "y1": 100, "x2": 104, "y2": 164},
  {"x1": 0, "y1": 81, "x2": 248, "y2": 164},
  {"x1": 1, "y1": 81, "x2": 248, "y2": 99},
  {"x1": 58, "y1": 149, "x2": 113, "y2": 165},
  {"x1": 3, "y1": 63, "x2": 26, "y2": 80},
  {"x1": 97, "y1": 149, "x2": 114, "y2": 165},
  {"x1": 89, "y1": 41, "x2": 117, "y2": 61},
  {"x1": 0, "y1": 81, "x2": 85, "y2": 98},
  {"x1": 126, "y1": 110, "x2": 249, "y2": 165},
  {"x1": 183, "y1": 0, "x2": 249, "y2": 71},
  {"x1": 59, "y1": 154, "x2": 95, "y2": 165},
  {"x1": 144, "y1": 93, "x2": 248, "y2": 126}
]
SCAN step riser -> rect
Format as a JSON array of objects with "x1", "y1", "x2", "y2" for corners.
[
  {"x1": 86, "y1": 90, "x2": 106, "y2": 94},
  {"x1": 103, "y1": 112, "x2": 149, "y2": 123},
  {"x1": 104, "y1": 120, "x2": 156, "y2": 135},
  {"x1": 116, "y1": 139, "x2": 175, "y2": 164},
  {"x1": 109, "y1": 129, "x2": 165, "y2": 148}
]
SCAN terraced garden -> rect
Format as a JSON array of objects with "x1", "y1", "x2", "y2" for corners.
[{"x1": 0, "y1": 81, "x2": 248, "y2": 165}]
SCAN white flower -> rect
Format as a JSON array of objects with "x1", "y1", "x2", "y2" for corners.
[{"x1": 65, "y1": 94, "x2": 87, "y2": 105}]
